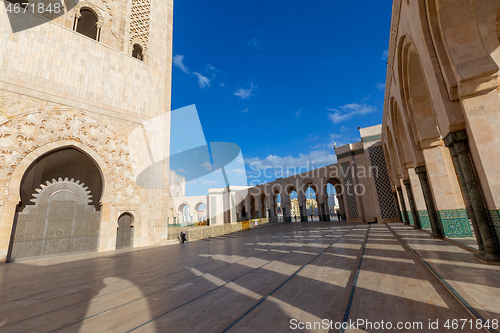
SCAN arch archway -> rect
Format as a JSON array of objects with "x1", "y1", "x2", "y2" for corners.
[
  {"x1": 177, "y1": 203, "x2": 191, "y2": 226},
  {"x1": 116, "y1": 213, "x2": 134, "y2": 249},
  {"x1": 9, "y1": 147, "x2": 104, "y2": 261},
  {"x1": 194, "y1": 202, "x2": 207, "y2": 224},
  {"x1": 300, "y1": 179, "x2": 319, "y2": 222},
  {"x1": 323, "y1": 176, "x2": 343, "y2": 221},
  {"x1": 285, "y1": 185, "x2": 299, "y2": 222},
  {"x1": 75, "y1": 8, "x2": 99, "y2": 40}
]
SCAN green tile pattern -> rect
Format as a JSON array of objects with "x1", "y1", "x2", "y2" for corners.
[
  {"x1": 438, "y1": 209, "x2": 472, "y2": 238},
  {"x1": 400, "y1": 211, "x2": 406, "y2": 223},
  {"x1": 488, "y1": 210, "x2": 500, "y2": 247},
  {"x1": 407, "y1": 211, "x2": 413, "y2": 226},
  {"x1": 418, "y1": 210, "x2": 431, "y2": 230}
]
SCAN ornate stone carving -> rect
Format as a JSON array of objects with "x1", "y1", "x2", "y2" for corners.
[
  {"x1": 0, "y1": 111, "x2": 139, "y2": 203},
  {"x1": 129, "y1": 0, "x2": 151, "y2": 52}
]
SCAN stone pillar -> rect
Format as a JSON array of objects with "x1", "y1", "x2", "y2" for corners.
[
  {"x1": 320, "y1": 203, "x2": 325, "y2": 222},
  {"x1": 445, "y1": 130, "x2": 500, "y2": 262},
  {"x1": 299, "y1": 205, "x2": 306, "y2": 222},
  {"x1": 397, "y1": 187, "x2": 410, "y2": 226},
  {"x1": 404, "y1": 180, "x2": 422, "y2": 230},
  {"x1": 323, "y1": 195, "x2": 331, "y2": 221},
  {"x1": 338, "y1": 195, "x2": 346, "y2": 220},
  {"x1": 448, "y1": 145, "x2": 484, "y2": 254},
  {"x1": 414, "y1": 166, "x2": 445, "y2": 238},
  {"x1": 393, "y1": 191, "x2": 403, "y2": 222}
]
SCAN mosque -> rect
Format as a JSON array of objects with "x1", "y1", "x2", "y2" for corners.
[
  {"x1": 2, "y1": 1, "x2": 500, "y2": 332},
  {"x1": 1, "y1": 0, "x2": 500, "y2": 268}
]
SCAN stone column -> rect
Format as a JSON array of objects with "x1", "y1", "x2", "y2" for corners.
[
  {"x1": 393, "y1": 191, "x2": 403, "y2": 222},
  {"x1": 283, "y1": 207, "x2": 290, "y2": 223},
  {"x1": 338, "y1": 195, "x2": 346, "y2": 220},
  {"x1": 320, "y1": 203, "x2": 325, "y2": 222},
  {"x1": 404, "y1": 180, "x2": 422, "y2": 230},
  {"x1": 323, "y1": 195, "x2": 331, "y2": 221},
  {"x1": 414, "y1": 166, "x2": 445, "y2": 238},
  {"x1": 448, "y1": 145, "x2": 484, "y2": 254},
  {"x1": 299, "y1": 205, "x2": 306, "y2": 222},
  {"x1": 445, "y1": 130, "x2": 500, "y2": 262},
  {"x1": 397, "y1": 187, "x2": 410, "y2": 226}
]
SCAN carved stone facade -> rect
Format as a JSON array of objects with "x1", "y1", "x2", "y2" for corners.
[
  {"x1": 0, "y1": 110, "x2": 140, "y2": 204},
  {"x1": 0, "y1": 0, "x2": 174, "y2": 263}
]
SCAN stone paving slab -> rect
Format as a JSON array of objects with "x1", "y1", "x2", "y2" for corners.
[
  {"x1": 0, "y1": 222, "x2": 494, "y2": 332},
  {"x1": 388, "y1": 223, "x2": 500, "y2": 330}
]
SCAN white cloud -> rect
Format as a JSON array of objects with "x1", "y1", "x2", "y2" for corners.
[
  {"x1": 173, "y1": 55, "x2": 189, "y2": 74},
  {"x1": 245, "y1": 150, "x2": 337, "y2": 172},
  {"x1": 295, "y1": 108, "x2": 303, "y2": 118},
  {"x1": 219, "y1": 82, "x2": 226, "y2": 87},
  {"x1": 234, "y1": 88, "x2": 253, "y2": 99},
  {"x1": 201, "y1": 180, "x2": 218, "y2": 185},
  {"x1": 193, "y1": 72, "x2": 211, "y2": 88},
  {"x1": 327, "y1": 103, "x2": 376, "y2": 124},
  {"x1": 376, "y1": 82, "x2": 385, "y2": 91},
  {"x1": 382, "y1": 50, "x2": 388, "y2": 61},
  {"x1": 201, "y1": 161, "x2": 212, "y2": 171},
  {"x1": 227, "y1": 168, "x2": 246, "y2": 175},
  {"x1": 304, "y1": 134, "x2": 318, "y2": 142},
  {"x1": 242, "y1": 108, "x2": 249, "y2": 113}
]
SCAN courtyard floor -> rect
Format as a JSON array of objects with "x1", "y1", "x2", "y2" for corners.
[{"x1": 0, "y1": 222, "x2": 499, "y2": 333}]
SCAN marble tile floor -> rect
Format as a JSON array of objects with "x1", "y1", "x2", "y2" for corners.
[
  {"x1": 448, "y1": 237, "x2": 480, "y2": 251},
  {"x1": 0, "y1": 222, "x2": 496, "y2": 333}
]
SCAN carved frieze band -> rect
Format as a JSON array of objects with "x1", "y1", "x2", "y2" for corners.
[{"x1": 0, "y1": 111, "x2": 139, "y2": 203}]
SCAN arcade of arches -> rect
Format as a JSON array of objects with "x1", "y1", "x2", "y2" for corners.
[
  {"x1": 233, "y1": 125, "x2": 398, "y2": 227},
  {"x1": 381, "y1": 0, "x2": 500, "y2": 263}
]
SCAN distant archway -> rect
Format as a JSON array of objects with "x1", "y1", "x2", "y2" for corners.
[
  {"x1": 194, "y1": 202, "x2": 207, "y2": 223},
  {"x1": 324, "y1": 176, "x2": 344, "y2": 220}
]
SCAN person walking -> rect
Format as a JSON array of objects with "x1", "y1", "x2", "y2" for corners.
[{"x1": 180, "y1": 231, "x2": 187, "y2": 243}]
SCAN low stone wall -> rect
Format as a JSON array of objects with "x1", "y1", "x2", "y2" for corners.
[{"x1": 167, "y1": 218, "x2": 279, "y2": 241}]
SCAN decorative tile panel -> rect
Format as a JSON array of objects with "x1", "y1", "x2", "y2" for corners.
[
  {"x1": 439, "y1": 209, "x2": 472, "y2": 238},
  {"x1": 488, "y1": 210, "x2": 500, "y2": 247},
  {"x1": 341, "y1": 162, "x2": 358, "y2": 219},
  {"x1": 368, "y1": 147, "x2": 398, "y2": 219},
  {"x1": 418, "y1": 210, "x2": 431, "y2": 230},
  {"x1": 407, "y1": 211, "x2": 413, "y2": 226}
]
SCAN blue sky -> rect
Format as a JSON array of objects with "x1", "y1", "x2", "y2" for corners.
[{"x1": 171, "y1": 1, "x2": 392, "y2": 195}]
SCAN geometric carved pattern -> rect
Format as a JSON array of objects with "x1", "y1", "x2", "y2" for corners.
[
  {"x1": 0, "y1": 111, "x2": 139, "y2": 203},
  {"x1": 368, "y1": 146, "x2": 398, "y2": 219},
  {"x1": 340, "y1": 162, "x2": 358, "y2": 218},
  {"x1": 129, "y1": 0, "x2": 151, "y2": 52},
  {"x1": 11, "y1": 178, "x2": 101, "y2": 260}
]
